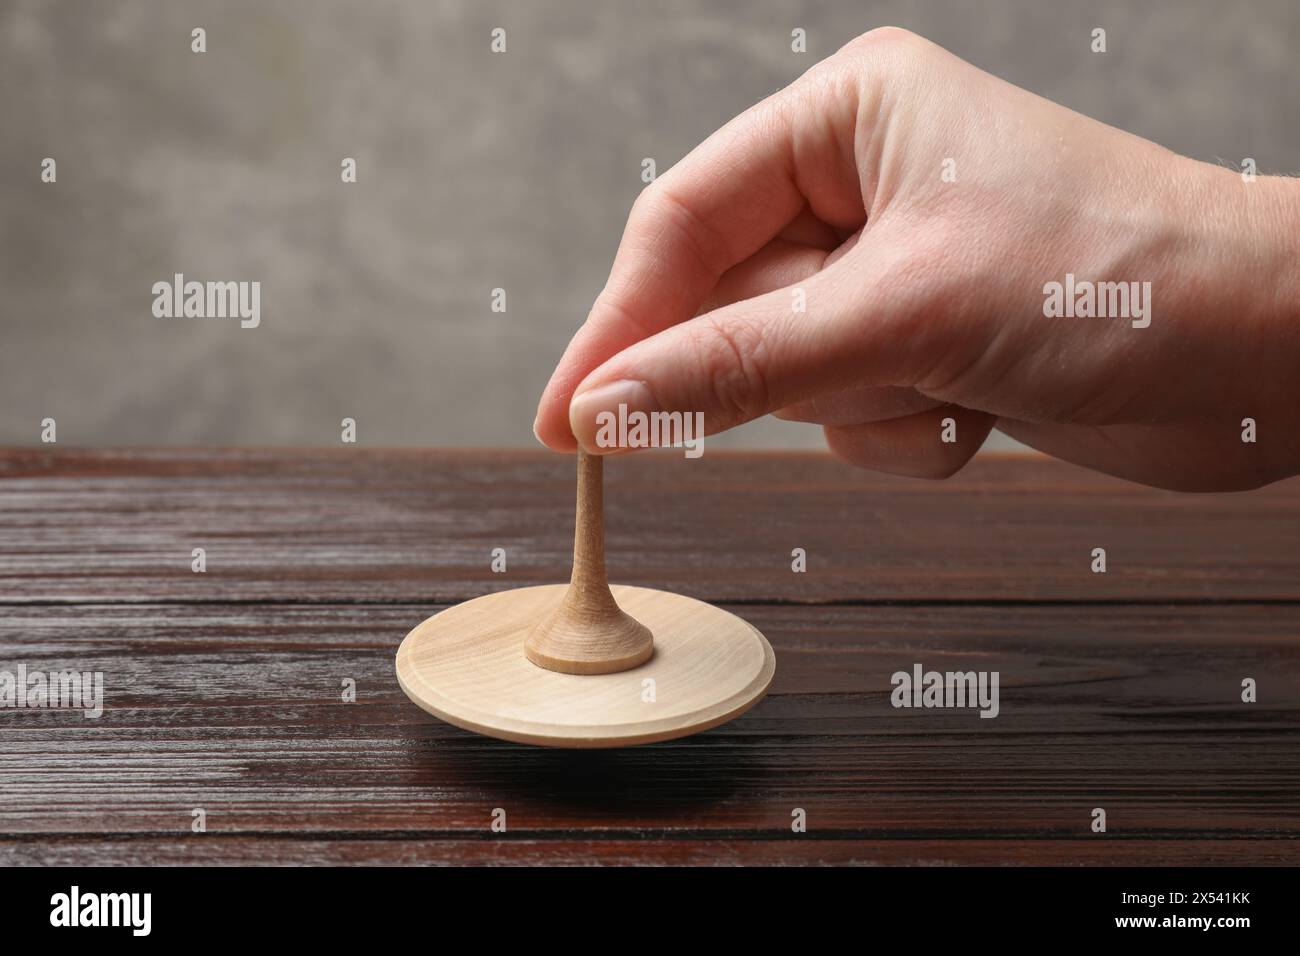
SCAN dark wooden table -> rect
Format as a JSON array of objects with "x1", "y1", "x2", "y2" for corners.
[{"x1": 1, "y1": 449, "x2": 1297, "y2": 865}]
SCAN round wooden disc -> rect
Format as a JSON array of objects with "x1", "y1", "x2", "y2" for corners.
[{"x1": 396, "y1": 584, "x2": 775, "y2": 748}]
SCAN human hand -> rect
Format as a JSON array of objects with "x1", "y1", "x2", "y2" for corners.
[{"x1": 533, "y1": 28, "x2": 1300, "y2": 491}]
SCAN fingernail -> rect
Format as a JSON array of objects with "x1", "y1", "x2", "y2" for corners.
[
  {"x1": 531, "y1": 417, "x2": 544, "y2": 447},
  {"x1": 568, "y1": 380, "x2": 659, "y2": 453}
]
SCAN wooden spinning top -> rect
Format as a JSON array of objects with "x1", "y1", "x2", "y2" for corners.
[{"x1": 396, "y1": 451, "x2": 775, "y2": 748}]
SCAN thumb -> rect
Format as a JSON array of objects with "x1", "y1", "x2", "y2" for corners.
[{"x1": 567, "y1": 248, "x2": 915, "y2": 453}]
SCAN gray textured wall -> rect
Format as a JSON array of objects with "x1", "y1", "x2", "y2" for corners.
[{"x1": 2, "y1": 0, "x2": 1296, "y2": 447}]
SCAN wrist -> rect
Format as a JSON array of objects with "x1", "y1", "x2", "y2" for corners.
[
  {"x1": 1195, "y1": 160, "x2": 1300, "y2": 324},
  {"x1": 1188, "y1": 159, "x2": 1300, "y2": 480}
]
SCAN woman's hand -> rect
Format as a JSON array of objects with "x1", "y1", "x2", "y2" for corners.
[{"x1": 533, "y1": 28, "x2": 1300, "y2": 491}]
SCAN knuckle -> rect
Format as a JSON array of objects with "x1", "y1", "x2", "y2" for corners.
[
  {"x1": 589, "y1": 287, "x2": 656, "y2": 339},
  {"x1": 635, "y1": 180, "x2": 730, "y2": 280},
  {"x1": 690, "y1": 317, "x2": 773, "y2": 424},
  {"x1": 629, "y1": 180, "x2": 660, "y2": 219},
  {"x1": 626, "y1": 187, "x2": 652, "y2": 230},
  {"x1": 627, "y1": 183, "x2": 669, "y2": 245},
  {"x1": 842, "y1": 25, "x2": 923, "y2": 54},
  {"x1": 835, "y1": 26, "x2": 933, "y2": 81}
]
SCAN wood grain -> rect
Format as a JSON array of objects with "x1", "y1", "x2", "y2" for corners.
[
  {"x1": 3, "y1": 838, "x2": 1293, "y2": 867},
  {"x1": 3, "y1": 448, "x2": 1299, "y2": 603},
  {"x1": 2, "y1": 601, "x2": 1298, "y2": 864},
  {"x1": 1, "y1": 450, "x2": 1297, "y2": 865}
]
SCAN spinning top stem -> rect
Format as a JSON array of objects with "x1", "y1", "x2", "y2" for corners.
[{"x1": 523, "y1": 451, "x2": 655, "y2": 674}]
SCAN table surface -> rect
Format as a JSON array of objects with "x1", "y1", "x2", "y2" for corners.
[{"x1": 1, "y1": 448, "x2": 1297, "y2": 866}]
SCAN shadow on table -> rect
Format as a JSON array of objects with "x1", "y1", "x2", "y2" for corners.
[{"x1": 415, "y1": 732, "x2": 768, "y2": 813}]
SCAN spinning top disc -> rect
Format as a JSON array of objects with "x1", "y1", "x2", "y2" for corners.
[
  {"x1": 396, "y1": 450, "x2": 776, "y2": 748},
  {"x1": 396, "y1": 583, "x2": 774, "y2": 748}
]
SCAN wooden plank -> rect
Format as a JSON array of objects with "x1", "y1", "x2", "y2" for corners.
[
  {"x1": 2, "y1": 449, "x2": 1298, "y2": 603},
  {"x1": 2, "y1": 604, "x2": 1296, "y2": 866}
]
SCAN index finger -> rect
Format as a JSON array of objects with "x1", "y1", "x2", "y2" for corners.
[{"x1": 533, "y1": 90, "x2": 818, "y2": 449}]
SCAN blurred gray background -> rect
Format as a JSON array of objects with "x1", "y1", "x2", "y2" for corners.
[{"x1": 2, "y1": 0, "x2": 1296, "y2": 447}]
